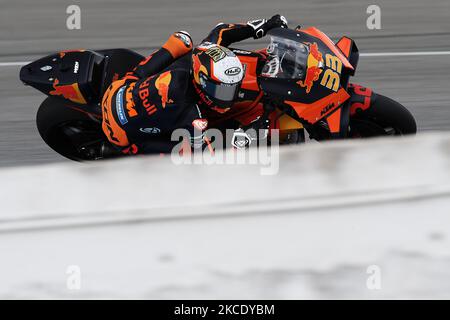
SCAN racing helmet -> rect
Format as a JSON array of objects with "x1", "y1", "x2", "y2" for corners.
[{"x1": 192, "y1": 44, "x2": 244, "y2": 112}]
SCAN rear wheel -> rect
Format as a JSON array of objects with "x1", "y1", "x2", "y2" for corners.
[
  {"x1": 279, "y1": 129, "x2": 306, "y2": 144},
  {"x1": 349, "y1": 94, "x2": 417, "y2": 137},
  {"x1": 36, "y1": 98, "x2": 119, "y2": 161}
]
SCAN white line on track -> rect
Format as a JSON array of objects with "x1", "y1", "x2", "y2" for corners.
[
  {"x1": 0, "y1": 51, "x2": 449, "y2": 67},
  {"x1": 0, "y1": 61, "x2": 30, "y2": 67}
]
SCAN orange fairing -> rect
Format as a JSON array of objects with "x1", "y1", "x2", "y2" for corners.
[
  {"x1": 49, "y1": 79, "x2": 87, "y2": 104},
  {"x1": 285, "y1": 88, "x2": 350, "y2": 124},
  {"x1": 276, "y1": 113, "x2": 304, "y2": 130},
  {"x1": 299, "y1": 27, "x2": 354, "y2": 71},
  {"x1": 237, "y1": 55, "x2": 260, "y2": 91},
  {"x1": 335, "y1": 37, "x2": 352, "y2": 58},
  {"x1": 326, "y1": 108, "x2": 342, "y2": 133}
]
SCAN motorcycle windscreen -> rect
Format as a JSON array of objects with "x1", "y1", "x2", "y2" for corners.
[{"x1": 261, "y1": 36, "x2": 310, "y2": 80}]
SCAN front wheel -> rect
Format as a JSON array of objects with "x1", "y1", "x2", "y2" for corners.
[{"x1": 349, "y1": 94, "x2": 417, "y2": 137}]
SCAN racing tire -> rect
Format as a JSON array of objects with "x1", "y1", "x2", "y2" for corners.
[
  {"x1": 349, "y1": 94, "x2": 417, "y2": 137},
  {"x1": 36, "y1": 97, "x2": 113, "y2": 161}
]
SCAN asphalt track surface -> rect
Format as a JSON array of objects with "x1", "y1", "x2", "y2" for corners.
[{"x1": 0, "y1": 0, "x2": 449, "y2": 167}]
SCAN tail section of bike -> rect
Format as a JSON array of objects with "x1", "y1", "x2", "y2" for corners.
[
  {"x1": 19, "y1": 48, "x2": 145, "y2": 161},
  {"x1": 20, "y1": 49, "x2": 144, "y2": 106}
]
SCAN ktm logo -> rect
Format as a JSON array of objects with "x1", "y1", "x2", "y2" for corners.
[
  {"x1": 320, "y1": 103, "x2": 335, "y2": 116},
  {"x1": 125, "y1": 83, "x2": 137, "y2": 117},
  {"x1": 224, "y1": 67, "x2": 241, "y2": 76}
]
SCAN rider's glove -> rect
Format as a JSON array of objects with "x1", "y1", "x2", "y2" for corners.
[
  {"x1": 247, "y1": 14, "x2": 288, "y2": 39},
  {"x1": 265, "y1": 14, "x2": 288, "y2": 31}
]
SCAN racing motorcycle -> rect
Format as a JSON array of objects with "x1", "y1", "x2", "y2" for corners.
[{"x1": 19, "y1": 26, "x2": 417, "y2": 161}]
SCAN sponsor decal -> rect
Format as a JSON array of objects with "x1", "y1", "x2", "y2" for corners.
[
  {"x1": 49, "y1": 78, "x2": 87, "y2": 104},
  {"x1": 112, "y1": 73, "x2": 120, "y2": 82},
  {"x1": 232, "y1": 49, "x2": 252, "y2": 55},
  {"x1": 125, "y1": 83, "x2": 137, "y2": 117},
  {"x1": 247, "y1": 19, "x2": 266, "y2": 38},
  {"x1": 122, "y1": 144, "x2": 139, "y2": 155},
  {"x1": 102, "y1": 100, "x2": 119, "y2": 143},
  {"x1": 73, "y1": 61, "x2": 79, "y2": 74},
  {"x1": 144, "y1": 104, "x2": 157, "y2": 116},
  {"x1": 205, "y1": 46, "x2": 226, "y2": 62},
  {"x1": 58, "y1": 49, "x2": 85, "y2": 59},
  {"x1": 139, "y1": 127, "x2": 161, "y2": 134},
  {"x1": 348, "y1": 84, "x2": 373, "y2": 115},
  {"x1": 155, "y1": 71, "x2": 173, "y2": 108},
  {"x1": 192, "y1": 119, "x2": 208, "y2": 131},
  {"x1": 297, "y1": 42, "x2": 324, "y2": 94},
  {"x1": 138, "y1": 55, "x2": 153, "y2": 66},
  {"x1": 138, "y1": 77, "x2": 157, "y2": 116},
  {"x1": 192, "y1": 54, "x2": 209, "y2": 84},
  {"x1": 115, "y1": 86, "x2": 128, "y2": 125},
  {"x1": 193, "y1": 81, "x2": 213, "y2": 107},
  {"x1": 40, "y1": 65, "x2": 52, "y2": 72},
  {"x1": 196, "y1": 42, "x2": 213, "y2": 50},
  {"x1": 231, "y1": 129, "x2": 252, "y2": 149},
  {"x1": 224, "y1": 67, "x2": 242, "y2": 76}
]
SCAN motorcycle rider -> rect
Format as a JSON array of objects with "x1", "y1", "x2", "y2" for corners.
[{"x1": 101, "y1": 14, "x2": 288, "y2": 154}]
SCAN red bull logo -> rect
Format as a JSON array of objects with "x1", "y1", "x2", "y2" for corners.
[
  {"x1": 297, "y1": 42, "x2": 324, "y2": 94},
  {"x1": 49, "y1": 79, "x2": 87, "y2": 104},
  {"x1": 155, "y1": 71, "x2": 173, "y2": 108}
]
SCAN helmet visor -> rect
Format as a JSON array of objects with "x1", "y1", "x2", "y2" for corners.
[{"x1": 200, "y1": 74, "x2": 240, "y2": 102}]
